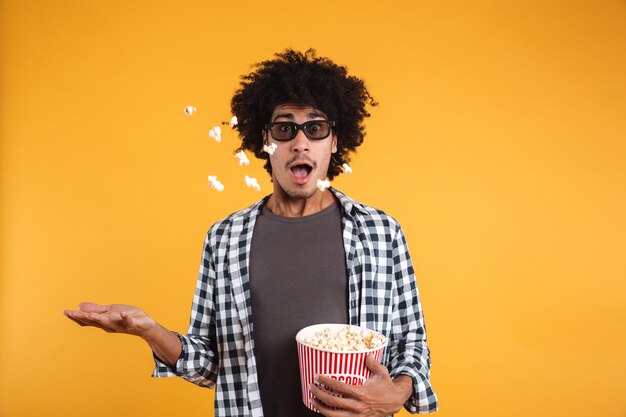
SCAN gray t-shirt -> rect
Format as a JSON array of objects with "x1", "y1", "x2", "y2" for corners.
[{"x1": 249, "y1": 199, "x2": 349, "y2": 417}]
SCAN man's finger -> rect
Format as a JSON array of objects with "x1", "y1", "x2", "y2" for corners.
[
  {"x1": 64, "y1": 311, "x2": 88, "y2": 327},
  {"x1": 86, "y1": 312, "x2": 113, "y2": 328},
  {"x1": 315, "y1": 375, "x2": 361, "y2": 398},
  {"x1": 92, "y1": 312, "x2": 127, "y2": 331},
  {"x1": 68, "y1": 311, "x2": 114, "y2": 331},
  {"x1": 78, "y1": 302, "x2": 110, "y2": 313},
  {"x1": 366, "y1": 353, "x2": 389, "y2": 376},
  {"x1": 309, "y1": 383, "x2": 361, "y2": 411},
  {"x1": 65, "y1": 311, "x2": 106, "y2": 331},
  {"x1": 311, "y1": 397, "x2": 351, "y2": 417}
]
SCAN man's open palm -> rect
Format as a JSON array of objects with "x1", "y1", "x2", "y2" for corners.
[{"x1": 64, "y1": 302, "x2": 156, "y2": 337}]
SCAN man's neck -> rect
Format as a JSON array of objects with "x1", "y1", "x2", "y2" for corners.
[{"x1": 265, "y1": 188, "x2": 336, "y2": 218}]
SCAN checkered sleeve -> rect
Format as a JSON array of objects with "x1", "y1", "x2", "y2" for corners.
[
  {"x1": 151, "y1": 231, "x2": 219, "y2": 388},
  {"x1": 387, "y1": 225, "x2": 438, "y2": 413}
]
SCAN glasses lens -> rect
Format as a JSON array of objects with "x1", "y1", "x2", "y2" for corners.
[
  {"x1": 268, "y1": 121, "x2": 332, "y2": 141},
  {"x1": 270, "y1": 122, "x2": 296, "y2": 140},
  {"x1": 304, "y1": 121, "x2": 330, "y2": 139}
]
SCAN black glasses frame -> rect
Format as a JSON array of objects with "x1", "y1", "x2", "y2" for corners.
[{"x1": 264, "y1": 120, "x2": 336, "y2": 141}]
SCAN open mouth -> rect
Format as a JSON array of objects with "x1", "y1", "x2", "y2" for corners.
[{"x1": 290, "y1": 162, "x2": 314, "y2": 184}]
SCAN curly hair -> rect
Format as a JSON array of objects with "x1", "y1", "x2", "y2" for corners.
[{"x1": 231, "y1": 48, "x2": 377, "y2": 180}]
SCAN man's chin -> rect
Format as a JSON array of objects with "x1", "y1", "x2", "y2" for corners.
[
  {"x1": 279, "y1": 182, "x2": 318, "y2": 200},
  {"x1": 285, "y1": 188, "x2": 317, "y2": 200}
]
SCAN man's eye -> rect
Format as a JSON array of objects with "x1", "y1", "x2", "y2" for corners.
[
  {"x1": 308, "y1": 123, "x2": 322, "y2": 132},
  {"x1": 279, "y1": 124, "x2": 293, "y2": 132}
]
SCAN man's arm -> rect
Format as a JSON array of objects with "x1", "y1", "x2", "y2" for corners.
[
  {"x1": 150, "y1": 230, "x2": 220, "y2": 387},
  {"x1": 385, "y1": 224, "x2": 438, "y2": 413},
  {"x1": 66, "y1": 231, "x2": 221, "y2": 388},
  {"x1": 142, "y1": 322, "x2": 183, "y2": 367},
  {"x1": 311, "y1": 223, "x2": 437, "y2": 416}
]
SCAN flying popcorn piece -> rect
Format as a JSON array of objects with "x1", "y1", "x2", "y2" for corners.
[
  {"x1": 184, "y1": 106, "x2": 196, "y2": 116},
  {"x1": 342, "y1": 163, "x2": 353, "y2": 174},
  {"x1": 235, "y1": 150, "x2": 250, "y2": 166},
  {"x1": 263, "y1": 143, "x2": 277, "y2": 155},
  {"x1": 208, "y1": 126, "x2": 222, "y2": 142},
  {"x1": 207, "y1": 175, "x2": 224, "y2": 192},
  {"x1": 244, "y1": 175, "x2": 261, "y2": 191},
  {"x1": 316, "y1": 178, "x2": 331, "y2": 192},
  {"x1": 229, "y1": 116, "x2": 238, "y2": 128}
]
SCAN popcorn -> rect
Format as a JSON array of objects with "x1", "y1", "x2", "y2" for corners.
[
  {"x1": 244, "y1": 175, "x2": 261, "y2": 191},
  {"x1": 229, "y1": 116, "x2": 238, "y2": 128},
  {"x1": 342, "y1": 163, "x2": 352, "y2": 174},
  {"x1": 304, "y1": 326, "x2": 385, "y2": 352},
  {"x1": 316, "y1": 178, "x2": 330, "y2": 192},
  {"x1": 263, "y1": 143, "x2": 277, "y2": 155},
  {"x1": 184, "y1": 105, "x2": 196, "y2": 116},
  {"x1": 235, "y1": 150, "x2": 250, "y2": 166},
  {"x1": 208, "y1": 126, "x2": 222, "y2": 142},
  {"x1": 207, "y1": 175, "x2": 224, "y2": 192}
]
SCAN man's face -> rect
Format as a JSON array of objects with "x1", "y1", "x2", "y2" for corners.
[{"x1": 263, "y1": 104, "x2": 337, "y2": 199}]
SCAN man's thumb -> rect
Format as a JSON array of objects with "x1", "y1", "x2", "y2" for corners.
[
  {"x1": 366, "y1": 353, "x2": 387, "y2": 375},
  {"x1": 120, "y1": 311, "x2": 133, "y2": 324}
]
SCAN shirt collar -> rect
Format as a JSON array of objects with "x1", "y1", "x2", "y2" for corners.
[
  {"x1": 329, "y1": 187, "x2": 369, "y2": 217},
  {"x1": 231, "y1": 187, "x2": 367, "y2": 221}
]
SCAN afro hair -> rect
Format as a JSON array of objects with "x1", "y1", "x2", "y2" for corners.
[{"x1": 231, "y1": 48, "x2": 377, "y2": 180}]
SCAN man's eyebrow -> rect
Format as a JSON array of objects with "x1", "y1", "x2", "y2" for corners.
[
  {"x1": 273, "y1": 113, "x2": 295, "y2": 121},
  {"x1": 272, "y1": 112, "x2": 327, "y2": 121}
]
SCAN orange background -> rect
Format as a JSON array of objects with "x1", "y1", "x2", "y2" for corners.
[{"x1": 1, "y1": 1, "x2": 625, "y2": 416}]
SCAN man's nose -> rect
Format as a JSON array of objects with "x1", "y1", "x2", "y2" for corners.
[{"x1": 290, "y1": 128, "x2": 310, "y2": 152}]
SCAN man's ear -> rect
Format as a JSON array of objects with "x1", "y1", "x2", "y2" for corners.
[
  {"x1": 262, "y1": 130, "x2": 268, "y2": 145},
  {"x1": 331, "y1": 134, "x2": 338, "y2": 153}
]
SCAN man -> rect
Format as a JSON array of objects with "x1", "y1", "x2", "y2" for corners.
[{"x1": 65, "y1": 49, "x2": 438, "y2": 416}]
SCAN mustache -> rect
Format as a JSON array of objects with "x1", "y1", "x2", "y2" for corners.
[{"x1": 285, "y1": 155, "x2": 317, "y2": 169}]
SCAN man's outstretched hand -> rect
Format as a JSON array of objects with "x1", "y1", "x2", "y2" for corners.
[
  {"x1": 309, "y1": 354, "x2": 413, "y2": 417},
  {"x1": 64, "y1": 302, "x2": 156, "y2": 338},
  {"x1": 65, "y1": 302, "x2": 182, "y2": 367}
]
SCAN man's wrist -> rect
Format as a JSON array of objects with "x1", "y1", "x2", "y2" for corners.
[
  {"x1": 392, "y1": 374, "x2": 414, "y2": 407},
  {"x1": 138, "y1": 320, "x2": 161, "y2": 342},
  {"x1": 141, "y1": 324, "x2": 183, "y2": 368}
]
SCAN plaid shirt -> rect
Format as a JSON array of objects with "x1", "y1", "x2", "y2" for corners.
[{"x1": 152, "y1": 188, "x2": 438, "y2": 416}]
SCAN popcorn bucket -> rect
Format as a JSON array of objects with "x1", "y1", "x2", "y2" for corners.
[{"x1": 295, "y1": 324, "x2": 387, "y2": 412}]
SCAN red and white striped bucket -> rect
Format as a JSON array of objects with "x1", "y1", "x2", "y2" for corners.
[{"x1": 295, "y1": 324, "x2": 387, "y2": 412}]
